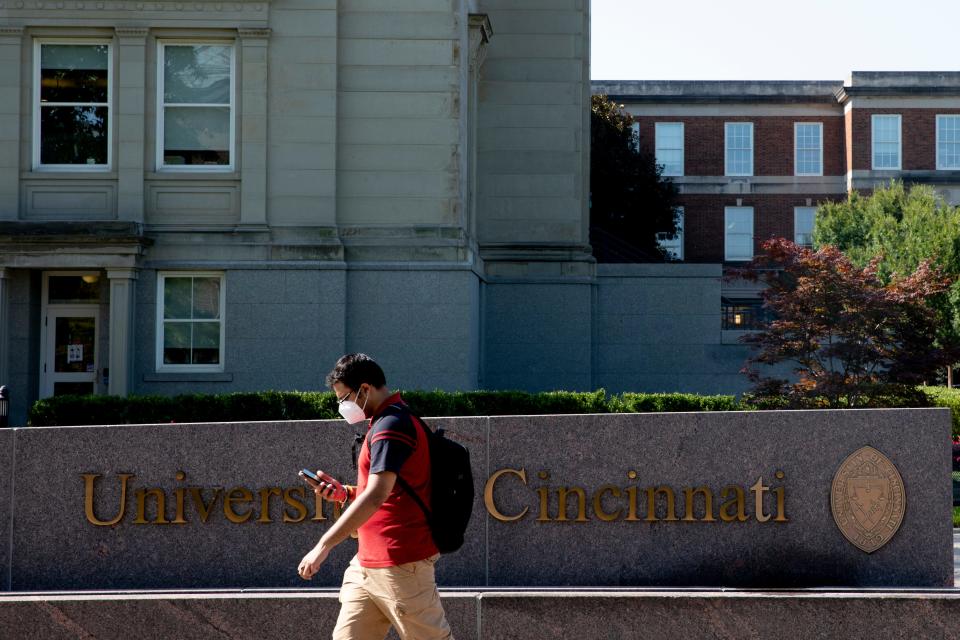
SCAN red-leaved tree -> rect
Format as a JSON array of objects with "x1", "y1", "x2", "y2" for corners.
[{"x1": 738, "y1": 238, "x2": 960, "y2": 408}]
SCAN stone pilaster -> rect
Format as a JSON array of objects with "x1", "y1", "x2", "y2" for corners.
[
  {"x1": 115, "y1": 27, "x2": 149, "y2": 222},
  {"x1": 0, "y1": 27, "x2": 24, "y2": 221},
  {"x1": 238, "y1": 27, "x2": 270, "y2": 227},
  {"x1": 0, "y1": 268, "x2": 9, "y2": 387},
  {"x1": 106, "y1": 268, "x2": 138, "y2": 396}
]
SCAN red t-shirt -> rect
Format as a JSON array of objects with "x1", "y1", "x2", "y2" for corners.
[{"x1": 356, "y1": 393, "x2": 438, "y2": 567}]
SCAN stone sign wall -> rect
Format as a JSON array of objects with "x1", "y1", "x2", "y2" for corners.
[{"x1": 0, "y1": 408, "x2": 953, "y2": 590}]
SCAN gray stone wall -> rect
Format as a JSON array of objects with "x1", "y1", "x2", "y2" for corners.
[
  {"x1": 0, "y1": 408, "x2": 951, "y2": 590},
  {"x1": 594, "y1": 264, "x2": 755, "y2": 395}
]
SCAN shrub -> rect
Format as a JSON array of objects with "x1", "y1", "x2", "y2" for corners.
[{"x1": 28, "y1": 389, "x2": 739, "y2": 427}]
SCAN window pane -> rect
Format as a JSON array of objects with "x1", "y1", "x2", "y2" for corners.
[
  {"x1": 48, "y1": 275, "x2": 100, "y2": 303},
  {"x1": 39, "y1": 106, "x2": 108, "y2": 165},
  {"x1": 163, "y1": 45, "x2": 231, "y2": 105},
  {"x1": 40, "y1": 44, "x2": 108, "y2": 103},
  {"x1": 163, "y1": 322, "x2": 191, "y2": 364},
  {"x1": 192, "y1": 277, "x2": 221, "y2": 320},
  {"x1": 163, "y1": 106, "x2": 230, "y2": 165},
  {"x1": 192, "y1": 322, "x2": 221, "y2": 364},
  {"x1": 163, "y1": 277, "x2": 192, "y2": 319}
]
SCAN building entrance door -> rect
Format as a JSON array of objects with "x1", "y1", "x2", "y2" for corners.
[{"x1": 40, "y1": 272, "x2": 102, "y2": 398}]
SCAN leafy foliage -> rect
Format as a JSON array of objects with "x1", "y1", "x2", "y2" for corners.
[
  {"x1": 29, "y1": 389, "x2": 738, "y2": 426},
  {"x1": 738, "y1": 238, "x2": 960, "y2": 408},
  {"x1": 590, "y1": 95, "x2": 678, "y2": 261},
  {"x1": 815, "y1": 181, "x2": 960, "y2": 345}
]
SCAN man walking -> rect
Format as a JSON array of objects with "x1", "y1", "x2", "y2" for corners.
[{"x1": 298, "y1": 353, "x2": 454, "y2": 640}]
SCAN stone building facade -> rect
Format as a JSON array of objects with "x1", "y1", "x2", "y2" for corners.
[{"x1": 0, "y1": 0, "x2": 593, "y2": 425}]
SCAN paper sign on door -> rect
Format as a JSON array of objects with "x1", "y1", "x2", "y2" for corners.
[{"x1": 67, "y1": 344, "x2": 84, "y2": 363}]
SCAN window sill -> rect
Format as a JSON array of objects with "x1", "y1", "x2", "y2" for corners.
[
  {"x1": 23, "y1": 171, "x2": 118, "y2": 180},
  {"x1": 146, "y1": 171, "x2": 240, "y2": 181},
  {"x1": 143, "y1": 372, "x2": 234, "y2": 382}
]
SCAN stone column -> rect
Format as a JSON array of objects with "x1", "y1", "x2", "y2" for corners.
[
  {"x1": 0, "y1": 268, "x2": 9, "y2": 387},
  {"x1": 238, "y1": 28, "x2": 270, "y2": 227},
  {"x1": 115, "y1": 27, "x2": 148, "y2": 222},
  {"x1": 106, "y1": 269, "x2": 138, "y2": 396},
  {"x1": 467, "y1": 16, "x2": 492, "y2": 242},
  {"x1": 0, "y1": 27, "x2": 23, "y2": 220}
]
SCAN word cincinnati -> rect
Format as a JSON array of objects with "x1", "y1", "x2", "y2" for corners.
[{"x1": 483, "y1": 468, "x2": 789, "y2": 523}]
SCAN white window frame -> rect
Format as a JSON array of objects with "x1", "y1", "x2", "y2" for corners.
[
  {"x1": 936, "y1": 114, "x2": 960, "y2": 170},
  {"x1": 724, "y1": 206, "x2": 754, "y2": 262},
  {"x1": 33, "y1": 38, "x2": 113, "y2": 171},
  {"x1": 156, "y1": 40, "x2": 236, "y2": 172},
  {"x1": 794, "y1": 206, "x2": 816, "y2": 248},
  {"x1": 656, "y1": 206, "x2": 684, "y2": 260},
  {"x1": 655, "y1": 122, "x2": 684, "y2": 177},
  {"x1": 871, "y1": 114, "x2": 901, "y2": 170},
  {"x1": 725, "y1": 122, "x2": 754, "y2": 176},
  {"x1": 155, "y1": 271, "x2": 226, "y2": 373},
  {"x1": 794, "y1": 122, "x2": 823, "y2": 176}
]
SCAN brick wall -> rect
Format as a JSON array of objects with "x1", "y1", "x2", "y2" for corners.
[
  {"x1": 678, "y1": 193, "x2": 844, "y2": 263},
  {"x1": 850, "y1": 108, "x2": 960, "y2": 170},
  {"x1": 635, "y1": 116, "x2": 846, "y2": 176}
]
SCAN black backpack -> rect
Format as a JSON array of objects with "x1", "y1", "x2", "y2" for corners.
[{"x1": 382, "y1": 407, "x2": 474, "y2": 554}]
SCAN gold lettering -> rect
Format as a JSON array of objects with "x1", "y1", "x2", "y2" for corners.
[
  {"x1": 483, "y1": 468, "x2": 530, "y2": 522},
  {"x1": 774, "y1": 471, "x2": 788, "y2": 522},
  {"x1": 83, "y1": 473, "x2": 132, "y2": 526},
  {"x1": 257, "y1": 487, "x2": 282, "y2": 524},
  {"x1": 224, "y1": 487, "x2": 254, "y2": 524},
  {"x1": 282, "y1": 487, "x2": 308, "y2": 523},
  {"x1": 556, "y1": 486, "x2": 588, "y2": 523},
  {"x1": 172, "y1": 472, "x2": 187, "y2": 524},
  {"x1": 189, "y1": 487, "x2": 222, "y2": 523},
  {"x1": 719, "y1": 485, "x2": 748, "y2": 522},
  {"x1": 645, "y1": 486, "x2": 678, "y2": 522},
  {"x1": 133, "y1": 488, "x2": 170, "y2": 525},
  {"x1": 625, "y1": 486, "x2": 640, "y2": 521},
  {"x1": 682, "y1": 486, "x2": 716, "y2": 522},
  {"x1": 593, "y1": 485, "x2": 622, "y2": 522},
  {"x1": 536, "y1": 486, "x2": 551, "y2": 522},
  {"x1": 751, "y1": 476, "x2": 771, "y2": 522}
]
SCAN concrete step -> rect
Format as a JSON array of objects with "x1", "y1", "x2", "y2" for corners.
[{"x1": 2, "y1": 589, "x2": 960, "y2": 640}]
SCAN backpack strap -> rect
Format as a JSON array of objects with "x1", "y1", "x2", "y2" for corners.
[{"x1": 386, "y1": 403, "x2": 433, "y2": 522}]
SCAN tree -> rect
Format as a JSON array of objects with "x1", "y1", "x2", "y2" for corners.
[
  {"x1": 590, "y1": 95, "x2": 678, "y2": 262},
  {"x1": 815, "y1": 181, "x2": 960, "y2": 382},
  {"x1": 738, "y1": 238, "x2": 960, "y2": 408}
]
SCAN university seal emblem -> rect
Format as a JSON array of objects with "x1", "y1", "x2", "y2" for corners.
[{"x1": 830, "y1": 446, "x2": 905, "y2": 553}]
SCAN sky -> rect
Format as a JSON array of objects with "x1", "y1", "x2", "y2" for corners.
[{"x1": 591, "y1": 0, "x2": 960, "y2": 81}]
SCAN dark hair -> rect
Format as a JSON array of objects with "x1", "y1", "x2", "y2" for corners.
[{"x1": 325, "y1": 353, "x2": 386, "y2": 391}]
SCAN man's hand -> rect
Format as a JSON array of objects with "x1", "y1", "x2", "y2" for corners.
[
  {"x1": 298, "y1": 543, "x2": 330, "y2": 580},
  {"x1": 302, "y1": 469, "x2": 347, "y2": 503}
]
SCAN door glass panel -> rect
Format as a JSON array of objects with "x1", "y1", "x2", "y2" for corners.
[
  {"x1": 48, "y1": 275, "x2": 100, "y2": 303},
  {"x1": 54, "y1": 316, "x2": 96, "y2": 373},
  {"x1": 53, "y1": 382, "x2": 95, "y2": 396}
]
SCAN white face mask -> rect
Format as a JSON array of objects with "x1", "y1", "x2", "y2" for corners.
[{"x1": 338, "y1": 389, "x2": 368, "y2": 424}]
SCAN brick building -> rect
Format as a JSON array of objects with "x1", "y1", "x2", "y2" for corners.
[{"x1": 594, "y1": 72, "x2": 960, "y2": 331}]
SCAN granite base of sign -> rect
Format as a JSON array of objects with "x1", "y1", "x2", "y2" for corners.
[
  {"x1": 2, "y1": 590, "x2": 960, "y2": 640},
  {"x1": 0, "y1": 408, "x2": 953, "y2": 590}
]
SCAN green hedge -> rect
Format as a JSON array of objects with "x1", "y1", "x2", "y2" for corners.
[
  {"x1": 28, "y1": 390, "x2": 736, "y2": 427},
  {"x1": 26, "y1": 387, "x2": 960, "y2": 432}
]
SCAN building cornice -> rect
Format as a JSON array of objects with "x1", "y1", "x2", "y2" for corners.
[{"x1": 0, "y1": 0, "x2": 271, "y2": 9}]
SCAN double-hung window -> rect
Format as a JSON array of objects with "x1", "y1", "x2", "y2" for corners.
[
  {"x1": 794, "y1": 123, "x2": 823, "y2": 176},
  {"x1": 725, "y1": 122, "x2": 753, "y2": 176},
  {"x1": 655, "y1": 122, "x2": 684, "y2": 176},
  {"x1": 872, "y1": 114, "x2": 901, "y2": 170},
  {"x1": 937, "y1": 115, "x2": 960, "y2": 170},
  {"x1": 794, "y1": 206, "x2": 816, "y2": 248},
  {"x1": 158, "y1": 42, "x2": 235, "y2": 170},
  {"x1": 157, "y1": 273, "x2": 225, "y2": 371},
  {"x1": 34, "y1": 41, "x2": 112, "y2": 169},
  {"x1": 724, "y1": 206, "x2": 754, "y2": 261},
  {"x1": 656, "y1": 207, "x2": 684, "y2": 260}
]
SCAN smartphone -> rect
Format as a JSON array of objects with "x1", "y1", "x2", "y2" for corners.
[{"x1": 299, "y1": 469, "x2": 345, "y2": 493}]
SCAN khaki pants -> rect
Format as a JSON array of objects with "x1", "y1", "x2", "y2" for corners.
[{"x1": 332, "y1": 554, "x2": 454, "y2": 640}]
